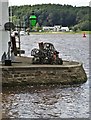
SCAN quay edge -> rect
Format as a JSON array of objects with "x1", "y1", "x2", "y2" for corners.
[{"x1": 0, "y1": 58, "x2": 87, "y2": 87}]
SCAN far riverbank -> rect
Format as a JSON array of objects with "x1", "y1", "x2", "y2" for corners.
[{"x1": 28, "y1": 31, "x2": 91, "y2": 35}]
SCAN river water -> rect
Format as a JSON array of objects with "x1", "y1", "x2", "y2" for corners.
[{"x1": 2, "y1": 33, "x2": 89, "y2": 118}]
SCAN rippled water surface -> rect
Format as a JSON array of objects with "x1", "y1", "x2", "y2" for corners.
[{"x1": 2, "y1": 33, "x2": 89, "y2": 118}]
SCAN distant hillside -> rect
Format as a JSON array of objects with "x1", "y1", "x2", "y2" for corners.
[{"x1": 9, "y1": 4, "x2": 91, "y2": 31}]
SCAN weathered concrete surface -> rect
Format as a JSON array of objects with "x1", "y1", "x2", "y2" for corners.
[{"x1": 0, "y1": 56, "x2": 87, "y2": 86}]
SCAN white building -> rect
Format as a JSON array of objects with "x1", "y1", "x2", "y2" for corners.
[
  {"x1": 60, "y1": 27, "x2": 69, "y2": 32},
  {"x1": 42, "y1": 26, "x2": 54, "y2": 31},
  {"x1": 43, "y1": 25, "x2": 61, "y2": 32},
  {"x1": 0, "y1": 0, "x2": 9, "y2": 59},
  {"x1": 54, "y1": 25, "x2": 61, "y2": 32},
  {"x1": 42, "y1": 26, "x2": 69, "y2": 32}
]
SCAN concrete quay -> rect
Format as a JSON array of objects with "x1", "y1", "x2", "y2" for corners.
[{"x1": 0, "y1": 56, "x2": 87, "y2": 87}]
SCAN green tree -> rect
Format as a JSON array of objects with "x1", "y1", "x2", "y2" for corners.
[{"x1": 10, "y1": 4, "x2": 89, "y2": 31}]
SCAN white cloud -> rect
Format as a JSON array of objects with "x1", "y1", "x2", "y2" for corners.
[{"x1": 9, "y1": 0, "x2": 90, "y2": 6}]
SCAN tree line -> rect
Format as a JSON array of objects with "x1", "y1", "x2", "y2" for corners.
[{"x1": 9, "y1": 4, "x2": 91, "y2": 31}]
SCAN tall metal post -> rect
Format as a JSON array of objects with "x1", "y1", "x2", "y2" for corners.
[{"x1": 0, "y1": 0, "x2": 9, "y2": 59}]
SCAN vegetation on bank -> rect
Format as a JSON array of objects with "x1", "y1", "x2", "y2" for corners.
[
  {"x1": 29, "y1": 31, "x2": 91, "y2": 34},
  {"x1": 9, "y1": 4, "x2": 90, "y2": 31}
]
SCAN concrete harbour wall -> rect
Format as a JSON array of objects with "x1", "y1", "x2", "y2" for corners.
[{"x1": 1, "y1": 62, "x2": 87, "y2": 87}]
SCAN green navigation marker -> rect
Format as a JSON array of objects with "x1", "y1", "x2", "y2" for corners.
[{"x1": 29, "y1": 15, "x2": 37, "y2": 27}]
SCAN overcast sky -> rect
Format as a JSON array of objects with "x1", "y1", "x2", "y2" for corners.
[{"x1": 9, "y1": 0, "x2": 90, "y2": 6}]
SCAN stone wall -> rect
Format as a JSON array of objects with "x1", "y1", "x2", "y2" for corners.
[{"x1": 1, "y1": 63, "x2": 87, "y2": 87}]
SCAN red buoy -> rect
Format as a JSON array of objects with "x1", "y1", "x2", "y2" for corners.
[{"x1": 83, "y1": 32, "x2": 86, "y2": 37}]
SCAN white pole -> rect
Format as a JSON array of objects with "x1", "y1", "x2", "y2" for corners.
[{"x1": 0, "y1": 0, "x2": 10, "y2": 60}]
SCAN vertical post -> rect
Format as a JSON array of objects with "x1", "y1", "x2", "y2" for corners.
[
  {"x1": 18, "y1": 30, "x2": 21, "y2": 56},
  {"x1": 0, "y1": 0, "x2": 9, "y2": 119},
  {"x1": 9, "y1": 0, "x2": 13, "y2": 22},
  {"x1": 18, "y1": 17, "x2": 21, "y2": 57},
  {"x1": 0, "y1": 0, "x2": 9, "y2": 59}
]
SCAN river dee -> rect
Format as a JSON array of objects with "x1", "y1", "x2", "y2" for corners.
[{"x1": 2, "y1": 33, "x2": 89, "y2": 118}]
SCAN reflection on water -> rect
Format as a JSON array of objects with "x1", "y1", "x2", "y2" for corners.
[{"x1": 2, "y1": 34, "x2": 89, "y2": 118}]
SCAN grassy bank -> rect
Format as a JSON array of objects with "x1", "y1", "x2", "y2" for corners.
[{"x1": 30, "y1": 31, "x2": 91, "y2": 34}]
